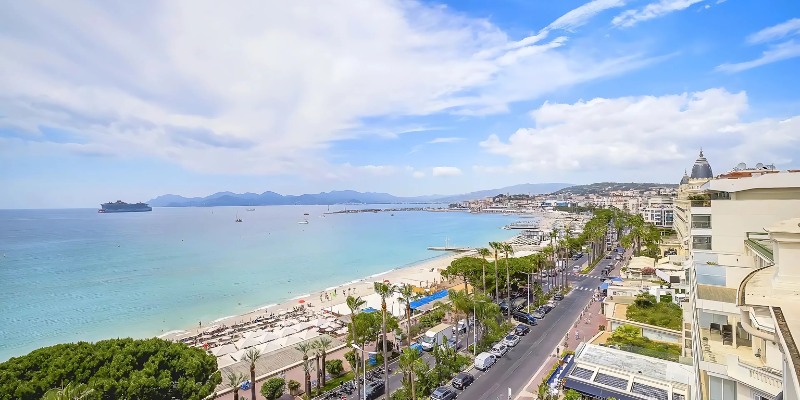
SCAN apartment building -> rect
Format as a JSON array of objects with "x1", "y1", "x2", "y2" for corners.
[
  {"x1": 641, "y1": 196, "x2": 675, "y2": 228},
  {"x1": 674, "y1": 150, "x2": 715, "y2": 255},
  {"x1": 683, "y1": 169, "x2": 800, "y2": 400}
]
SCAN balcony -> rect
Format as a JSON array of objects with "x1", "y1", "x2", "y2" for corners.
[
  {"x1": 690, "y1": 200, "x2": 711, "y2": 207},
  {"x1": 691, "y1": 221, "x2": 711, "y2": 229}
]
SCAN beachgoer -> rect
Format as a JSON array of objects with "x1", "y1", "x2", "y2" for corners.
[{"x1": 199, "y1": 321, "x2": 202, "y2": 327}]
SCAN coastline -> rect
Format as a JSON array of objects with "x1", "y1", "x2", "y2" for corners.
[
  {"x1": 160, "y1": 211, "x2": 567, "y2": 343},
  {"x1": 159, "y1": 249, "x2": 480, "y2": 342}
]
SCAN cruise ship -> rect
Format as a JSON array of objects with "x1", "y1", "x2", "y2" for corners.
[{"x1": 98, "y1": 200, "x2": 152, "y2": 213}]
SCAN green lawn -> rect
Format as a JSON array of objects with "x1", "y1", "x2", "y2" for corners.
[{"x1": 626, "y1": 301, "x2": 682, "y2": 330}]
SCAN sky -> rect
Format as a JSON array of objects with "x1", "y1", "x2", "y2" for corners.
[{"x1": 1, "y1": 0, "x2": 799, "y2": 208}]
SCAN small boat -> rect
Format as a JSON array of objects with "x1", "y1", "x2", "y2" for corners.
[
  {"x1": 304, "y1": 213, "x2": 309, "y2": 216},
  {"x1": 298, "y1": 220, "x2": 309, "y2": 224},
  {"x1": 247, "y1": 208, "x2": 256, "y2": 211},
  {"x1": 235, "y1": 212, "x2": 242, "y2": 222}
]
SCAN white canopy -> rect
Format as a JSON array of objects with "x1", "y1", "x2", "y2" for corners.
[
  {"x1": 230, "y1": 349, "x2": 248, "y2": 362},
  {"x1": 210, "y1": 343, "x2": 238, "y2": 357},
  {"x1": 216, "y1": 354, "x2": 238, "y2": 369},
  {"x1": 295, "y1": 330, "x2": 320, "y2": 341},
  {"x1": 257, "y1": 341, "x2": 282, "y2": 354},
  {"x1": 277, "y1": 326, "x2": 299, "y2": 337},
  {"x1": 255, "y1": 331, "x2": 279, "y2": 343}
]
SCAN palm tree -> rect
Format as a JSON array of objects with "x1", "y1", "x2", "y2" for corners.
[
  {"x1": 43, "y1": 383, "x2": 95, "y2": 400},
  {"x1": 502, "y1": 243, "x2": 514, "y2": 323},
  {"x1": 374, "y1": 281, "x2": 395, "y2": 399},
  {"x1": 312, "y1": 340, "x2": 322, "y2": 391},
  {"x1": 225, "y1": 371, "x2": 247, "y2": 400},
  {"x1": 396, "y1": 284, "x2": 416, "y2": 348},
  {"x1": 345, "y1": 295, "x2": 366, "y2": 400},
  {"x1": 314, "y1": 336, "x2": 333, "y2": 388},
  {"x1": 448, "y1": 289, "x2": 472, "y2": 350},
  {"x1": 489, "y1": 242, "x2": 503, "y2": 300},
  {"x1": 296, "y1": 342, "x2": 314, "y2": 398},
  {"x1": 398, "y1": 347, "x2": 425, "y2": 400},
  {"x1": 476, "y1": 247, "x2": 491, "y2": 293},
  {"x1": 243, "y1": 347, "x2": 261, "y2": 400}
]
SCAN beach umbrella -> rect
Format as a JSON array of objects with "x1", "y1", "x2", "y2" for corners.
[
  {"x1": 319, "y1": 323, "x2": 330, "y2": 330},
  {"x1": 324, "y1": 327, "x2": 335, "y2": 333},
  {"x1": 258, "y1": 341, "x2": 282, "y2": 354},
  {"x1": 217, "y1": 354, "x2": 237, "y2": 369},
  {"x1": 295, "y1": 322, "x2": 313, "y2": 331},
  {"x1": 287, "y1": 318, "x2": 300, "y2": 325},
  {"x1": 257, "y1": 331, "x2": 279, "y2": 343},
  {"x1": 230, "y1": 349, "x2": 248, "y2": 362},
  {"x1": 204, "y1": 325, "x2": 220, "y2": 334},
  {"x1": 297, "y1": 330, "x2": 319, "y2": 341},
  {"x1": 298, "y1": 299, "x2": 305, "y2": 304},
  {"x1": 309, "y1": 318, "x2": 326, "y2": 327}
]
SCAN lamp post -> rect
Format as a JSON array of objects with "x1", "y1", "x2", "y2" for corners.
[
  {"x1": 522, "y1": 272, "x2": 536, "y2": 313},
  {"x1": 352, "y1": 343, "x2": 366, "y2": 400},
  {"x1": 472, "y1": 300, "x2": 486, "y2": 356}
]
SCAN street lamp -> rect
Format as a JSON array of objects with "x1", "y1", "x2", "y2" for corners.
[
  {"x1": 521, "y1": 272, "x2": 537, "y2": 313},
  {"x1": 472, "y1": 300, "x2": 486, "y2": 356},
  {"x1": 351, "y1": 343, "x2": 367, "y2": 400}
]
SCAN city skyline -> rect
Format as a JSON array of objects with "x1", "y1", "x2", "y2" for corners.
[{"x1": 1, "y1": 0, "x2": 799, "y2": 208}]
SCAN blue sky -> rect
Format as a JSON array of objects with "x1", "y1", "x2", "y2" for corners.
[{"x1": 1, "y1": 0, "x2": 799, "y2": 208}]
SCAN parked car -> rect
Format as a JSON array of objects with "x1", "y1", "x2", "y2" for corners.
[
  {"x1": 531, "y1": 309, "x2": 545, "y2": 319},
  {"x1": 553, "y1": 293, "x2": 564, "y2": 301},
  {"x1": 514, "y1": 323, "x2": 531, "y2": 336},
  {"x1": 503, "y1": 334, "x2": 521, "y2": 347},
  {"x1": 430, "y1": 387, "x2": 458, "y2": 400},
  {"x1": 474, "y1": 352, "x2": 497, "y2": 370},
  {"x1": 513, "y1": 311, "x2": 538, "y2": 326},
  {"x1": 365, "y1": 381, "x2": 385, "y2": 400},
  {"x1": 490, "y1": 343, "x2": 509, "y2": 357},
  {"x1": 451, "y1": 372, "x2": 475, "y2": 390},
  {"x1": 573, "y1": 265, "x2": 580, "y2": 272},
  {"x1": 540, "y1": 305, "x2": 553, "y2": 314},
  {"x1": 605, "y1": 254, "x2": 613, "y2": 259}
]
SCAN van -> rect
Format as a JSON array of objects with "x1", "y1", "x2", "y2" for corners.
[{"x1": 474, "y1": 352, "x2": 496, "y2": 370}]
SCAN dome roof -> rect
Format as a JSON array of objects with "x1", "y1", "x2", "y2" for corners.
[
  {"x1": 690, "y1": 149, "x2": 713, "y2": 179},
  {"x1": 680, "y1": 170, "x2": 689, "y2": 185}
]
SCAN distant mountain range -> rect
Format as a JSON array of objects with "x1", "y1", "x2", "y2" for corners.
[
  {"x1": 552, "y1": 182, "x2": 677, "y2": 196},
  {"x1": 147, "y1": 183, "x2": 573, "y2": 207}
]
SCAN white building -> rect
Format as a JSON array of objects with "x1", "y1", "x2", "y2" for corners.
[
  {"x1": 685, "y1": 169, "x2": 800, "y2": 400},
  {"x1": 641, "y1": 196, "x2": 675, "y2": 228}
]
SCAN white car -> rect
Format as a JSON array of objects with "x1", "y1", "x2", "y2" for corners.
[
  {"x1": 474, "y1": 352, "x2": 497, "y2": 370},
  {"x1": 490, "y1": 343, "x2": 509, "y2": 357},
  {"x1": 502, "y1": 334, "x2": 520, "y2": 347}
]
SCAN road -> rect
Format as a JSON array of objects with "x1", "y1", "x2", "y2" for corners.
[{"x1": 328, "y1": 251, "x2": 625, "y2": 400}]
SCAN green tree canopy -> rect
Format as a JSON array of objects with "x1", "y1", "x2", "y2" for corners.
[
  {"x1": 0, "y1": 338, "x2": 220, "y2": 400},
  {"x1": 259, "y1": 377, "x2": 285, "y2": 400}
]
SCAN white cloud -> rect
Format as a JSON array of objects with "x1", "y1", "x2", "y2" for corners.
[
  {"x1": 716, "y1": 18, "x2": 800, "y2": 73},
  {"x1": 746, "y1": 18, "x2": 800, "y2": 44},
  {"x1": 612, "y1": 0, "x2": 704, "y2": 28},
  {"x1": 412, "y1": 171, "x2": 426, "y2": 178},
  {"x1": 546, "y1": 0, "x2": 626, "y2": 32},
  {"x1": 428, "y1": 137, "x2": 465, "y2": 144},
  {"x1": 432, "y1": 167, "x2": 463, "y2": 177},
  {"x1": 0, "y1": 0, "x2": 658, "y2": 176},
  {"x1": 716, "y1": 40, "x2": 800, "y2": 73},
  {"x1": 479, "y1": 88, "x2": 800, "y2": 173}
]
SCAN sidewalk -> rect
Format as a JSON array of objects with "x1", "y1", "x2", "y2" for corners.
[{"x1": 516, "y1": 291, "x2": 607, "y2": 400}]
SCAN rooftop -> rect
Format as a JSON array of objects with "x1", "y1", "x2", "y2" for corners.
[
  {"x1": 706, "y1": 169, "x2": 800, "y2": 192},
  {"x1": 697, "y1": 284, "x2": 737, "y2": 303}
]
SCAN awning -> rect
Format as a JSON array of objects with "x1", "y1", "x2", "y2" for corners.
[
  {"x1": 362, "y1": 307, "x2": 378, "y2": 313},
  {"x1": 610, "y1": 277, "x2": 623, "y2": 283},
  {"x1": 564, "y1": 378, "x2": 641, "y2": 400},
  {"x1": 599, "y1": 282, "x2": 609, "y2": 290},
  {"x1": 409, "y1": 290, "x2": 449, "y2": 310}
]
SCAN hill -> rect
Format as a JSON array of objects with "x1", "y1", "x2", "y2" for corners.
[{"x1": 552, "y1": 182, "x2": 677, "y2": 196}]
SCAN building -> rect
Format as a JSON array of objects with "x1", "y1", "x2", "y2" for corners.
[
  {"x1": 674, "y1": 150, "x2": 715, "y2": 256},
  {"x1": 641, "y1": 196, "x2": 675, "y2": 228},
  {"x1": 684, "y1": 169, "x2": 800, "y2": 400}
]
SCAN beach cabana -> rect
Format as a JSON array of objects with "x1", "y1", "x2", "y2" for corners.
[
  {"x1": 230, "y1": 349, "x2": 248, "y2": 362},
  {"x1": 256, "y1": 341, "x2": 282, "y2": 354},
  {"x1": 310, "y1": 318, "x2": 327, "y2": 327},
  {"x1": 235, "y1": 334, "x2": 264, "y2": 350},
  {"x1": 276, "y1": 334, "x2": 302, "y2": 348},
  {"x1": 296, "y1": 330, "x2": 320, "y2": 341},
  {"x1": 210, "y1": 343, "x2": 238, "y2": 357}
]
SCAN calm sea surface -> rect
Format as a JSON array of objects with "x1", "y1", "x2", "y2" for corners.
[{"x1": 0, "y1": 205, "x2": 520, "y2": 361}]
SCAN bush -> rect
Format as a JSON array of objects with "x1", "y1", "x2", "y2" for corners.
[
  {"x1": 627, "y1": 295, "x2": 682, "y2": 330},
  {"x1": 260, "y1": 377, "x2": 285, "y2": 400},
  {"x1": 287, "y1": 379, "x2": 301, "y2": 395},
  {"x1": 326, "y1": 359, "x2": 344, "y2": 377},
  {"x1": 0, "y1": 338, "x2": 220, "y2": 400}
]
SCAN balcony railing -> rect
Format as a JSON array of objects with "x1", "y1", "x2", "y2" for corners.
[
  {"x1": 739, "y1": 359, "x2": 782, "y2": 389},
  {"x1": 692, "y1": 242, "x2": 712, "y2": 250},
  {"x1": 691, "y1": 221, "x2": 712, "y2": 229},
  {"x1": 690, "y1": 200, "x2": 711, "y2": 207}
]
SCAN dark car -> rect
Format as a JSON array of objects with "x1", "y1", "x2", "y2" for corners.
[
  {"x1": 365, "y1": 381, "x2": 385, "y2": 400},
  {"x1": 514, "y1": 323, "x2": 531, "y2": 336},
  {"x1": 451, "y1": 372, "x2": 475, "y2": 390},
  {"x1": 430, "y1": 386, "x2": 458, "y2": 400},
  {"x1": 605, "y1": 254, "x2": 613, "y2": 259},
  {"x1": 540, "y1": 305, "x2": 553, "y2": 314},
  {"x1": 513, "y1": 311, "x2": 537, "y2": 326}
]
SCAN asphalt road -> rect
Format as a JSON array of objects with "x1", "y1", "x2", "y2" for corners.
[{"x1": 328, "y1": 251, "x2": 626, "y2": 400}]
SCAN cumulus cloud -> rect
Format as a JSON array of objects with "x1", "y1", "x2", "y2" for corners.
[
  {"x1": 612, "y1": 0, "x2": 704, "y2": 28},
  {"x1": 0, "y1": 0, "x2": 658, "y2": 176},
  {"x1": 479, "y1": 88, "x2": 799, "y2": 173},
  {"x1": 432, "y1": 167, "x2": 463, "y2": 177},
  {"x1": 717, "y1": 18, "x2": 800, "y2": 73}
]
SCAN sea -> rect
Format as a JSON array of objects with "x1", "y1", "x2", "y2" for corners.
[{"x1": 0, "y1": 205, "x2": 522, "y2": 362}]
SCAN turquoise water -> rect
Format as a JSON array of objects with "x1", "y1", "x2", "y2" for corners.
[{"x1": 0, "y1": 206, "x2": 519, "y2": 361}]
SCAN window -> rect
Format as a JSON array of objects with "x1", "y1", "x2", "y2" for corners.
[
  {"x1": 692, "y1": 235, "x2": 712, "y2": 250},
  {"x1": 692, "y1": 215, "x2": 711, "y2": 229},
  {"x1": 696, "y1": 264, "x2": 726, "y2": 286},
  {"x1": 708, "y1": 376, "x2": 736, "y2": 399}
]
